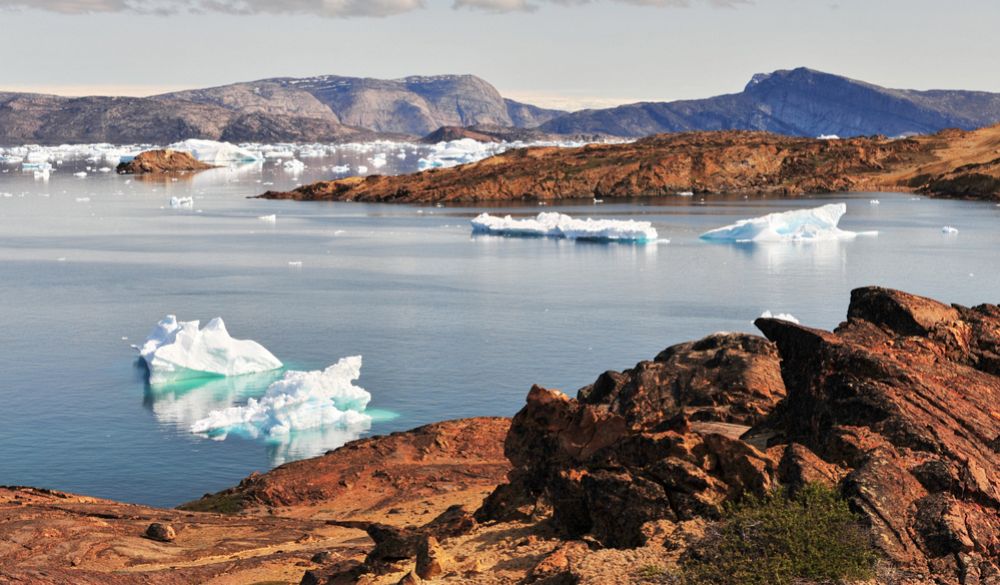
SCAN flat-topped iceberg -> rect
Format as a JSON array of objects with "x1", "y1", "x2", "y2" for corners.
[
  {"x1": 167, "y1": 139, "x2": 262, "y2": 165},
  {"x1": 699, "y1": 203, "x2": 875, "y2": 243},
  {"x1": 471, "y1": 212, "x2": 659, "y2": 243},
  {"x1": 190, "y1": 356, "x2": 371, "y2": 440},
  {"x1": 139, "y1": 315, "x2": 283, "y2": 384}
]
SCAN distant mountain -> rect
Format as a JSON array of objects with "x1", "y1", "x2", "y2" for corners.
[
  {"x1": 4, "y1": 68, "x2": 1000, "y2": 145},
  {"x1": 540, "y1": 68, "x2": 1000, "y2": 138},
  {"x1": 0, "y1": 74, "x2": 564, "y2": 145}
]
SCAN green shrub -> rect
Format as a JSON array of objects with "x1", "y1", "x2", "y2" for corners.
[{"x1": 679, "y1": 483, "x2": 879, "y2": 585}]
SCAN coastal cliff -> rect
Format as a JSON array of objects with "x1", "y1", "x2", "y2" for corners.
[
  {"x1": 260, "y1": 124, "x2": 1000, "y2": 204},
  {"x1": 3, "y1": 287, "x2": 999, "y2": 584}
]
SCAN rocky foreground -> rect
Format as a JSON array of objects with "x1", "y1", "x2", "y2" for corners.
[
  {"x1": 3, "y1": 287, "x2": 999, "y2": 584},
  {"x1": 261, "y1": 124, "x2": 1000, "y2": 203}
]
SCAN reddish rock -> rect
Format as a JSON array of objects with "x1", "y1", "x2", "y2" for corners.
[
  {"x1": 116, "y1": 150, "x2": 214, "y2": 174},
  {"x1": 753, "y1": 286, "x2": 1000, "y2": 583}
]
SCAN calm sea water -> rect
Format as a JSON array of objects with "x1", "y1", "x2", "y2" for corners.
[{"x1": 1, "y1": 153, "x2": 997, "y2": 507}]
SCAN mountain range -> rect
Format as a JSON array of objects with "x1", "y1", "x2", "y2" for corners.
[{"x1": 2, "y1": 68, "x2": 1000, "y2": 144}]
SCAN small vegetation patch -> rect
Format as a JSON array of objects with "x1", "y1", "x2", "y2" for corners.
[{"x1": 678, "y1": 483, "x2": 879, "y2": 585}]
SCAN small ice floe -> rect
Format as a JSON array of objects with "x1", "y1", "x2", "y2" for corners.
[
  {"x1": 189, "y1": 355, "x2": 371, "y2": 441},
  {"x1": 676, "y1": 191, "x2": 694, "y2": 197},
  {"x1": 258, "y1": 214, "x2": 277, "y2": 223},
  {"x1": 593, "y1": 198, "x2": 604, "y2": 204},
  {"x1": 75, "y1": 197, "x2": 91, "y2": 203},
  {"x1": 471, "y1": 212, "x2": 658, "y2": 243},
  {"x1": 759, "y1": 310, "x2": 800, "y2": 324},
  {"x1": 98, "y1": 167, "x2": 111, "y2": 173},
  {"x1": 869, "y1": 199, "x2": 880, "y2": 206},
  {"x1": 137, "y1": 315, "x2": 283, "y2": 385},
  {"x1": 283, "y1": 159, "x2": 305, "y2": 173},
  {"x1": 699, "y1": 203, "x2": 876, "y2": 243},
  {"x1": 941, "y1": 226, "x2": 959, "y2": 235},
  {"x1": 288, "y1": 260, "x2": 303, "y2": 268},
  {"x1": 356, "y1": 165, "x2": 369, "y2": 175},
  {"x1": 169, "y1": 196, "x2": 194, "y2": 209},
  {"x1": 73, "y1": 171, "x2": 87, "y2": 178}
]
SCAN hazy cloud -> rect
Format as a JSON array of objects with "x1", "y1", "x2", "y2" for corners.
[
  {"x1": 454, "y1": 0, "x2": 749, "y2": 12},
  {"x1": 0, "y1": 0, "x2": 427, "y2": 17},
  {"x1": 3, "y1": 0, "x2": 748, "y2": 16}
]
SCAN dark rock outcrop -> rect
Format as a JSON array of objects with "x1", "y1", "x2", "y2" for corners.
[
  {"x1": 750, "y1": 286, "x2": 1000, "y2": 582},
  {"x1": 478, "y1": 332, "x2": 785, "y2": 548},
  {"x1": 116, "y1": 150, "x2": 214, "y2": 174}
]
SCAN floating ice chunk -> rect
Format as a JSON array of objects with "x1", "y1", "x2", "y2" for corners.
[
  {"x1": 760, "y1": 310, "x2": 800, "y2": 324},
  {"x1": 331, "y1": 164, "x2": 351, "y2": 174},
  {"x1": 258, "y1": 214, "x2": 277, "y2": 223},
  {"x1": 471, "y1": 212, "x2": 658, "y2": 243},
  {"x1": 283, "y1": 159, "x2": 305, "y2": 173},
  {"x1": 75, "y1": 197, "x2": 90, "y2": 203},
  {"x1": 869, "y1": 199, "x2": 880, "y2": 206},
  {"x1": 168, "y1": 139, "x2": 261, "y2": 164},
  {"x1": 98, "y1": 167, "x2": 111, "y2": 173},
  {"x1": 169, "y1": 196, "x2": 194, "y2": 209},
  {"x1": 288, "y1": 260, "x2": 303, "y2": 267},
  {"x1": 699, "y1": 203, "x2": 875, "y2": 243},
  {"x1": 189, "y1": 356, "x2": 371, "y2": 440},
  {"x1": 676, "y1": 191, "x2": 694, "y2": 197},
  {"x1": 73, "y1": 171, "x2": 88, "y2": 178},
  {"x1": 356, "y1": 165, "x2": 369, "y2": 175},
  {"x1": 941, "y1": 226, "x2": 959, "y2": 234},
  {"x1": 138, "y1": 315, "x2": 283, "y2": 385}
]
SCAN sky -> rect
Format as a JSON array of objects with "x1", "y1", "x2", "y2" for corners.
[{"x1": 1, "y1": 0, "x2": 998, "y2": 110}]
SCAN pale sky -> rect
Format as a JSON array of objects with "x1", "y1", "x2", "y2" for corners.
[{"x1": 1, "y1": 0, "x2": 997, "y2": 110}]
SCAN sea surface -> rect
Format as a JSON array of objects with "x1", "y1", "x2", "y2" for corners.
[{"x1": 1, "y1": 150, "x2": 997, "y2": 508}]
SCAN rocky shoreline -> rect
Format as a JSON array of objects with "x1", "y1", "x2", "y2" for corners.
[
  {"x1": 259, "y1": 125, "x2": 1000, "y2": 204},
  {"x1": 3, "y1": 286, "x2": 999, "y2": 584}
]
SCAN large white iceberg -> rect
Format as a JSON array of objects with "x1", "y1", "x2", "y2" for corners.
[
  {"x1": 189, "y1": 356, "x2": 371, "y2": 440},
  {"x1": 471, "y1": 212, "x2": 659, "y2": 243},
  {"x1": 699, "y1": 203, "x2": 875, "y2": 243},
  {"x1": 139, "y1": 315, "x2": 283, "y2": 384},
  {"x1": 167, "y1": 139, "x2": 262, "y2": 165}
]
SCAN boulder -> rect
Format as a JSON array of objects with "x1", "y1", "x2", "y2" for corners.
[{"x1": 144, "y1": 522, "x2": 176, "y2": 542}]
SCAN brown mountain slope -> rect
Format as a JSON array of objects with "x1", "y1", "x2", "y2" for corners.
[{"x1": 261, "y1": 124, "x2": 1000, "y2": 204}]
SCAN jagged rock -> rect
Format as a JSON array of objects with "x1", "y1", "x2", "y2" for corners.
[
  {"x1": 480, "y1": 381, "x2": 778, "y2": 547},
  {"x1": 144, "y1": 522, "x2": 176, "y2": 542},
  {"x1": 578, "y1": 333, "x2": 784, "y2": 427},
  {"x1": 396, "y1": 569, "x2": 421, "y2": 585},
  {"x1": 116, "y1": 150, "x2": 214, "y2": 174},
  {"x1": 752, "y1": 286, "x2": 1000, "y2": 583},
  {"x1": 415, "y1": 535, "x2": 450, "y2": 579}
]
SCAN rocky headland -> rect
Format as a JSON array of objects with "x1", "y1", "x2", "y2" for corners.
[
  {"x1": 3, "y1": 286, "x2": 999, "y2": 584},
  {"x1": 260, "y1": 124, "x2": 1000, "y2": 204},
  {"x1": 116, "y1": 150, "x2": 215, "y2": 174}
]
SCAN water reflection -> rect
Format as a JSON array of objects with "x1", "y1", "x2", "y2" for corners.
[{"x1": 143, "y1": 370, "x2": 283, "y2": 430}]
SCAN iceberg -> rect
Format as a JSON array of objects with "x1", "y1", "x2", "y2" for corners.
[
  {"x1": 471, "y1": 212, "x2": 659, "y2": 243},
  {"x1": 258, "y1": 214, "x2": 277, "y2": 223},
  {"x1": 699, "y1": 203, "x2": 875, "y2": 243},
  {"x1": 169, "y1": 196, "x2": 194, "y2": 209},
  {"x1": 942, "y1": 226, "x2": 959, "y2": 235},
  {"x1": 139, "y1": 315, "x2": 283, "y2": 385},
  {"x1": 168, "y1": 139, "x2": 262, "y2": 165},
  {"x1": 283, "y1": 159, "x2": 305, "y2": 173},
  {"x1": 189, "y1": 356, "x2": 371, "y2": 441}
]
